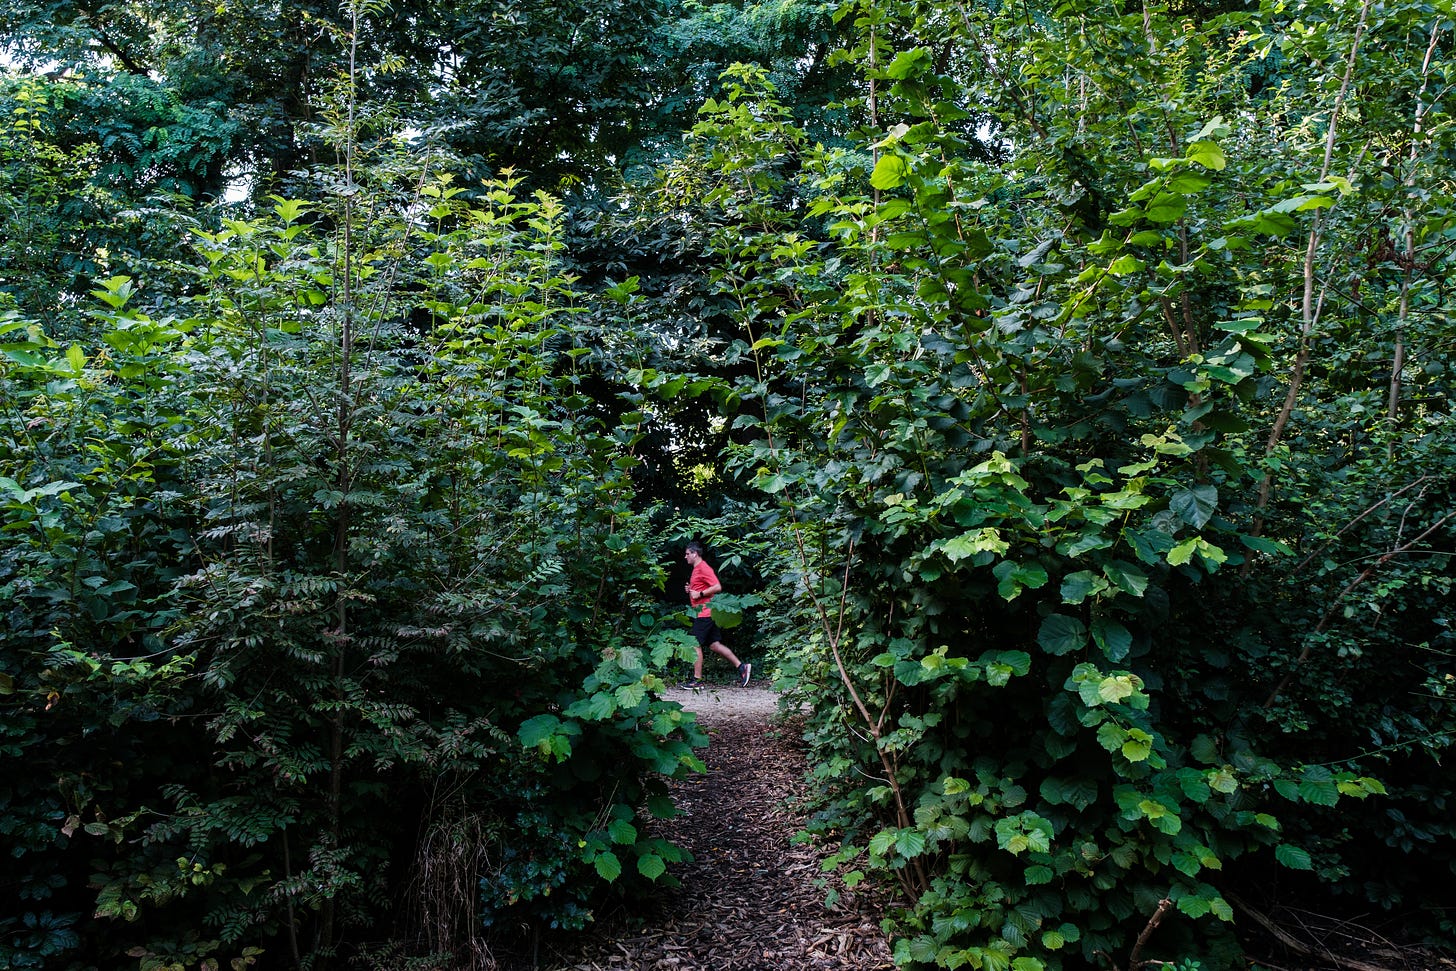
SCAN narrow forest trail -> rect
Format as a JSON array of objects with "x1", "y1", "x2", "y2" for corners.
[{"x1": 536, "y1": 684, "x2": 896, "y2": 971}]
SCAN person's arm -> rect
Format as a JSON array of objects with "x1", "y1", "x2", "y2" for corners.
[{"x1": 686, "y1": 565, "x2": 723, "y2": 604}]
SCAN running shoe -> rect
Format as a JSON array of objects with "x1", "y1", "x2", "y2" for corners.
[
  {"x1": 678, "y1": 678, "x2": 704, "y2": 691},
  {"x1": 738, "y1": 662, "x2": 752, "y2": 687}
]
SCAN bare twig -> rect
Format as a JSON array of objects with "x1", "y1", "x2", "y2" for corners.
[
  {"x1": 1265, "y1": 509, "x2": 1456, "y2": 707},
  {"x1": 1128, "y1": 896, "x2": 1172, "y2": 970},
  {"x1": 1292, "y1": 477, "x2": 1432, "y2": 574},
  {"x1": 1228, "y1": 893, "x2": 1413, "y2": 971}
]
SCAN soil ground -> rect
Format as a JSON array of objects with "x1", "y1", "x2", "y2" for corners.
[{"x1": 534, "y1": 682, "x2": 896, "y2": 971}]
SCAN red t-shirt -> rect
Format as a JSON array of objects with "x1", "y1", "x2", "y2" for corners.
[{"x1": 689, "y1": 560, "x2": 720, "y2": 618}]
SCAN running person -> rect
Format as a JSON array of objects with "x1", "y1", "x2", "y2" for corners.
[{"x1": 681, "y1": 541, "x2": 751, "y2": 689}]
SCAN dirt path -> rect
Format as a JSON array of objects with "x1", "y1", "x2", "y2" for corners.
[{"x1": 537, "y1": 683, "x2": 896, "y2": 971}]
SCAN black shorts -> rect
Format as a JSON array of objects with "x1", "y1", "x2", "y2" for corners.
[{"x1": 691, "y1": 617, "x2": 723, "y2": 648}]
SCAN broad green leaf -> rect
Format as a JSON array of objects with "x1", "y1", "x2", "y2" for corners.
[
  {"x1": 1167, "y1": 171, "x2": 1212, "y2": 195},
  {"x1": 756, "y1": 473, "x2": 788, "y2": 494},
  {"x1": 1168, "y1": 537, "x2": 1200, "y2": 566},
  {"x1": 1190, "y1": 735, "x2": 1220, "y2": 764},
  {"x1": 1096, "y1": 721, "x2": 1127, "y2": 751},
  {"x1": 1064, "y1": 532, "x2": 1113, "y2": 557},
  {"x1": 637, "y1": 853, "x2": 667, "y2": 880},
  {"x1": 1187, "y1": 140, "x2": 1227, "y2": 170},
  {"x1": 593, "y1": 851, "x2": 622, "y2": 882},
  {"x1": 1271, "y1": 193, "x2": 1335, "y2": 213},
  {"x1": 1274, "y1": 844, "x2": 1313, "y2": 870},
  {"x1": 708, "y1": 592, "x2": 759, "y2": 630},
  {"x1": 870, "y1": 154, "x2": 910, "y2": 190},
  {"x1": 1097, "y1": 676, "x2": 1136, "y2": 704},
  {"x1": 1145, "y1": 196, "x2": 1188, "y2": 223},
  {"x1": 885, "y1": 48, "x2": 930, "y2": 79},
  {"x1": 1194, "y1": 116, "x2": 1231, "y2": 139},
  {"x1": 615, "y1": 682, "x2": 647, "y2": 709},
  {"x1": 1177, "y1": 895, "x2": 1211, "y2": 918},
  {"x1": 1107, "y1": 255, "x2": 1144, "y2": 276},
  {"x1": 1040, "y1": 776, "x2": 1098, "y2": 810},
  {"x1": 1208, "y1": 769, "x2": 1238, "y2": 794},
  {"x1": 1173, "y1": 851, "x2": 1202, "y2": 876},
  {"x1": 1170, "y1": 485, "x2": 1218, "y2": 529},
  {"x1": 1228, "y1": 208, "x2": 1298, "y2": 236},
  {"x1": 566, "y1": 692, "x2": 615, "y2": 720},
  {"x1": 906, "y1": 938, "x2": 938, "y2": 963},
  {"x1": 1241, "y1": 534, "x2": 1292, "y2": 555},
  {"x1": 994, "y1": 814, "x2": 1052, "y2": 855},
  {"x1": 271, "y1": 197, "x2": 311, "y2": 224},
  {"x1": 1061, "y1": 570, "x2": 1103, "y2": 604},
  {"x1": 1356, "y1": 776, "x2": 1387, "y2": 796},
  {"x1": 1038, "y1": 615, "x2": 1086, "y2": 655},
  {"x1": 994, "y1": 560, "x2": 1049, "y2": 600},
  {"x1": 1298, "y1": 766, "x2": 1339, "y2": 806},
  {"x1": 993, "y1": 651, "x2": 1032, "y2": 677},
  {"x1": 964, "y1": 228, "x2": 994, "y2": 260},
  {"x1": 1102, "y1": 561, "x2": 1149, "y2": 597},
  {"x1": 895, "y1": 829, "x2": 927, "y2": 857},
  {"x1": 1091, "y1": 618, "x2": 1132, "y2": 662},
  {"x1": 518, "y1": 714, "x2": 561, "y2": 748},
  {"x1": 1121, "y1": 729, "x2": 1153, "y2": 762},
  {"x1": 942, "y1": 528, "x2": 1007, "y2": 562},
  {"x1": 709, "y1": 604, "x2": 744, "y2": 628}
]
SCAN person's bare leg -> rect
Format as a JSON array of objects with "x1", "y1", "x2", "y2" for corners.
[
  {"x1": 693, "y1": 645, "x2": 705, "y2": 680},
  {"x1": 709, "y1": 641, "x2": 742, "y2": 669}
]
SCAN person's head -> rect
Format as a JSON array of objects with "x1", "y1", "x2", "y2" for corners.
[{"x1": 684, "y1": 541, "x2": 705, "y2": 565}]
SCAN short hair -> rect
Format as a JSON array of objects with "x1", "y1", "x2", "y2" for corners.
[{"x1": 685, "y1": 541, "x2": 705, "y2": 556}]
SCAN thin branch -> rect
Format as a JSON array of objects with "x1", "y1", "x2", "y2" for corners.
[
  {"x1": 1228, "y1": 893, "x2": 1403, "y2": 971},
  {"x1": 1251, "y1": 0, "x2": 1373, "y2": 530},
  {"x1": 1128, "y1": 896, "x2": 1172, "y2": 970},
  {"x1": 1388, "y1": 20, "x2": 1444, "y2": 455},
  {"x1": 1265, "y1": 509, "x2": 1456, "y2": 707},
  {"x1": 1292, "y1": 477, "x2": 1432, "y2": 574}
]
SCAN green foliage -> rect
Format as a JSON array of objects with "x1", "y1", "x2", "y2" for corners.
[
  {"x1": 5, "y1": 0, "x2": 1456, "y2": 967},
  {"x1": 0, "y1": 73, "x2": 203, "y2": 335},
  {"x1": 1, "y1": 75, "x2": 707, "y2": 967},
  {"x1": 657, "y1": 0, "x2": 1456, "y2": 964}
]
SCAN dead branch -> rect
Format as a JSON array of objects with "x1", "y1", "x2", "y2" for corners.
[
  {"x1": 1228, "y1": 893, "x2": 1407, "y2": 971},
  {"x1": 1264, "y1": 508, "x2": 1456, "y2": 708},
  {"x1": 1128, "y1": 897, "x2": 1172, "y2": 970}
]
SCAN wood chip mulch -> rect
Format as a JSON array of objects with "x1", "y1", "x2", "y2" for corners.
[{"x1": 536, "y1": 692, "x2": 896, "y2": 971}]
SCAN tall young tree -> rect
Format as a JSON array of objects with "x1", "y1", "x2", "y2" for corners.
[{"x1": 2, "y1": 10, "x2": 707, "y2": 967}]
